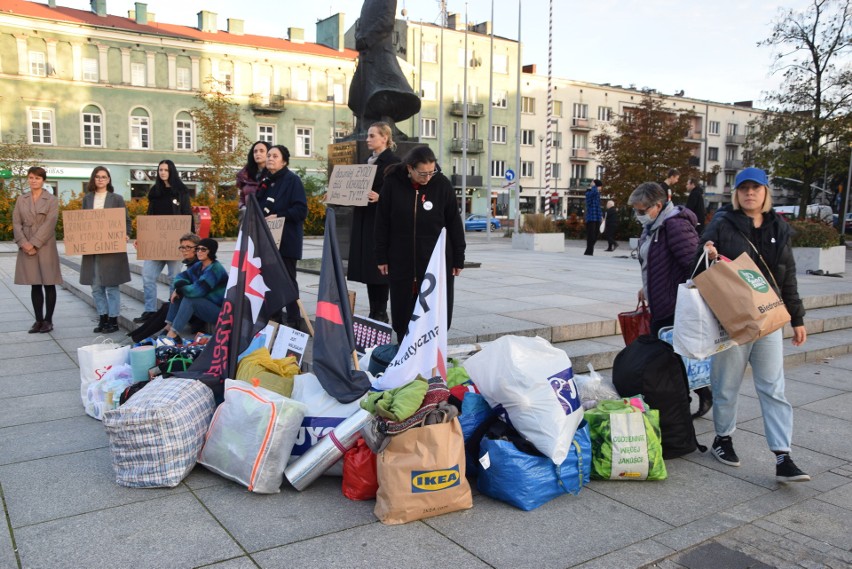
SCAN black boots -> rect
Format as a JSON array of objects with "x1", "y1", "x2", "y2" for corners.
[
  {"x1": 369, "y1": 310, "x2": 389, "y2": 323},
  {"x1": 692, "y1": 386, "x2": 713, "y2": 419},
  {"x1": 94, "y1": 315, "x2": 119, "y2": 333}
]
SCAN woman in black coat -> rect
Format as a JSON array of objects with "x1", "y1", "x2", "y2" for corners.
[
  {"x1": 374, "y1": 146, "x2": 466, "y2": 341},
  {"x1": 256, "y1": 145, "x2": 308, "y2": 329},
  {"x1": 348, "y1": 122, "x2": 400, "y2": 323},
  {"x1": 603, "y1": 199, "x2": 619, "y2": 251}
]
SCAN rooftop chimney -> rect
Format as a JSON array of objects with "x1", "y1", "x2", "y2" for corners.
[
  {"x1": 288, "y1": 27, "x2": 305, "y2": 43},
  {"x1": 197, "y1": 10, "x2": 217, "y2": 33},
  {"x1": 134, "y1": 2, "x2": 147, "y2": 25},
  {"x1": 90, "y1": 0, "x2": 107, "y2": 17},
  {"x1": 446, "y1": 13, "x2": 464, "y2": 30},
  {"x1": 48, "y1": 0, "x2": 56, "y2": 7},
  {"x1": 316, "y1": 13, "x2": 345, "y2": 52},
  {"x1": 227, "y1": 18, "x2": 244, "y2": 35}
]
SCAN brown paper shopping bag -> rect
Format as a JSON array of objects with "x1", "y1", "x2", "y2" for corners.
[
  {"x1": 693, "y1": 252, "x2": 790, "y2": 345},
  {"x1": 374, "y1": 418, "x2": 473, "y2": 525}
]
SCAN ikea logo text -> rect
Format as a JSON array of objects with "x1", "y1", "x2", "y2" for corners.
[{"x1": 411, "y1": 466, "x2": 461, "y2": 493}]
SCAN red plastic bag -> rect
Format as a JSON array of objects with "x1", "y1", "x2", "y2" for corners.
[
  {"x1": 342, "y1": 437, "x2": 378, "y2": 501},
  {"x1": 618, "y1": 300, "x2": 651, "y2": 346}
]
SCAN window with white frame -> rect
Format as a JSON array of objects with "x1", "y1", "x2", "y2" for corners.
[
  {"x1": 451, "y1": 157, "x2": 460, "y2": 175},
  {"x1": 552, "y1": 132, "x2": 562, "y2": 148},
  {"x1": 82, "y1": 58, "x2": 98, "y2": 82},
  {"x1": 295, "y1": 126, "x2": 312, "y2": 157},
  {"x1": 726, "y1": 146, "x2": 737, "y2": 161},
  {"x1": 491, "y1": 125, "x2": 507, "y2": 144},
  {"x1": 81, "y1": 106, "x2": 102, "y2": 147},
  {"x1": 571, "y1": 164, "x2": 586, "y2": 180},
  {"x1": 521, "y1": 161, "x2": 534, "y2": 178},
  {"x1": 492, "y1": 89, "x2": 508, "y2": 108},
  {"x1": 596, "y1": 165, "x2": 605, "y2": 179},
  {"x1": 131, "y1": 62, "x2": 146, "y2": 86},
  {"x1": 29, "y1": 108, "x2": 53, "y2": 145},
  {"x1": 29, "y1": 51, "x2": 46, "y2": 77},
  {"x1": 175, "y1": 112, "x2": 193, "y2": 151},
  {"x1": 708, "y1": 147, "x2": 719, "y2": 161},
  {"x1": 595, "y1": 135, "x2": 610, "y2": 151},
  {"x1": 572, "y1": 103, "x2": 588, "y2": 119},
  {"x1": 422, "y1": 42, "x2": 437, "y2": 63},
  {"x1": 708, "y1": 120, "x2": 720, "y2": 135},
  {"x1": 725, "y1": 173, "x2": 735, "y2": 188},
  {"x1": 521, "y1": 96, "x2": 535, "y2": 114},
  {"x1": 553, "y1": 100, "x2": 563, "y2": 117},
  {"x1": 744, "y1": 124, "x2": 755, "y2": 136},
  {"x1": 421, "y1": 118, "x2": 436, "y2": 138},
  {"x1": 491, "y1": 160, "x2": 506, "y2": 178},
  {"x1": 421, "y1": 80, "x2": 437, "y2": 101},
  {"x1": 129, "y1": 108, "x2": 150, "y2": 149},
  {"x1": 552, "y1": 163, "x2": 561, "y2": 179},
  {"x1": 727, "y1": 123, "x2": 738, "y2": 136},
  {"x1": 258, "y1": 124, "x2": 275, "y2": 144},
  {"x1": 176, "y1": 67, "x2": 191, "y2": 90},
  {"x1": 597, "y1": 106, "x2": 612, "y2": 122},
  {"x1": 521, "y1": 129, "x2": 535, "y2": 146},
  {"x1": 467, "y1": 158, "x2": 477, "y2": 175},
  {"x1": 572, "y1": 133, "x2": 587, "y2": 150},
  {"x1": 493, "y1": 53, "x2": 508, "y2": 74}
]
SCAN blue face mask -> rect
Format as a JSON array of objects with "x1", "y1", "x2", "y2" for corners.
[{"x1": 635, "y1": 213, "x2": 653, "y2": 226}]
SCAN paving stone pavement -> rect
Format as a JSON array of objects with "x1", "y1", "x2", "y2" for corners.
[{"x1": 1, "y1": 237, "x2": 852, "y2": 569}]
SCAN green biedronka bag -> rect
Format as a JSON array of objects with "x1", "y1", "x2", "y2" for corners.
[{"x1": 584, "y1": 399, "x2": 667, "y2": 481}]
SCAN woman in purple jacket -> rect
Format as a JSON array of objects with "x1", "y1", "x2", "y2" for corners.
[{"x1": 628, "y1": 182, "x2": 710, "y2": 417}]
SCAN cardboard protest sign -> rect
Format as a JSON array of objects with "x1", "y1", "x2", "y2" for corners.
[
  {"x1": 266, "y1": 217, "x2": 285, "y2": 248},
  {"x1": 135, "y1": 215, "x2": 193, "y2": 260},
  {"x1": 325, "y1": 164, "x2": 377, "y2": 206},
  {"x1": 62, "y1": 208, "x2": 127, "y2": 256}
]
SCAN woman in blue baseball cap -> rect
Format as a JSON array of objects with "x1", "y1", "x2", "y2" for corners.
[{"x1": 694, "y1": 167, "x2": 809, "y2": 483}]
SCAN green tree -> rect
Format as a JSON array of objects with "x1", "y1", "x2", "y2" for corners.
[
  {"x1": 191, "y1": 79, "x2": 250, "y2": 201},
  {"x1": 748, "y1": 0, "x2": 852, "y2": 218},
  {"x1": 594, "y1": 94, "x2": 702, "y2": 206},
  {"x1": 0, "y1": 132, "x2": 44, "y2": 194}
]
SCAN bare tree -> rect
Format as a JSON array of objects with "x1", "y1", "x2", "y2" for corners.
[
  {"x1": 749, "y1": 0, "x2": 852, "y2": 217},
  {"x1": 191, "y1": 79, "x2": 250, "y2": 202}
]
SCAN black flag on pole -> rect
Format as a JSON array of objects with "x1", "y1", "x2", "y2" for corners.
[
  {"x1": 312, "y1": 208, "x2": 371, "y2": 403},
  {"x1": 186, "y1": 195, "x2": 298, "y2": 389}
]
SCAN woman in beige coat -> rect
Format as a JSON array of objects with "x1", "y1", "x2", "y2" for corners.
[{"x1": 13, "y1": 166, "x2": 62, "y2": 333}]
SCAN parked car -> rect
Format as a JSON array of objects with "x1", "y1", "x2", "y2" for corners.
[
  {"x1": 465, "y1": 214, "x2": 501, "y2": 231},
  {"x1": 774, "y1": 204, "x2": 833, "y2": 224}
]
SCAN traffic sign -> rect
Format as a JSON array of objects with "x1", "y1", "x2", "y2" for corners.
[{"x1": 505, "y1": 169, "x2": 515, "y2": 182}]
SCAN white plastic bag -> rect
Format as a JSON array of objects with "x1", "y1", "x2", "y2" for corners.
[
  {"x1": 85, "y1": 363, "x2": 135, "y2": 420},
  {"x1": 463, "y1": 335, "x2": 583, "y2": 465},
  {"x1": 673, "y1": 281, "x2": 736, "y2": 360},
  {"x1": 78, "y1": 340, "x2": 130, "y2": 413},
  {"x1": 573, "y1": 364, "x2": 619, "y2": 410},
  {"x1": 199, "y1": 379, "x2": 307, "y2": 494}
]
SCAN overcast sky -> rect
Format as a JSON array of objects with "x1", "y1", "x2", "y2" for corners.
[{"x1": 56, "y1": 0, "x2": 823, "y2": 106}]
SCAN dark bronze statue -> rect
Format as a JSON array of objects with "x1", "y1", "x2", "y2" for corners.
[{"x1": 348, "y1": 0, "x2": 421, "y2": 139}]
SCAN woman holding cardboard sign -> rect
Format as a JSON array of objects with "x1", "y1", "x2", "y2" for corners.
[
  {"x1": 348, "y1": 121, "x2": 400, "y2": 323},
  {"x1": 696, "y1": 167, "x2": 808, "y2": 483},
  {"x1": 79, "y1": 166, "x2": 131, "y2": 334}
]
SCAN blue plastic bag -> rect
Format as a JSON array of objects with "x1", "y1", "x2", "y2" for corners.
[
  {"x1": 476, "y1": 422, "x2": 592, "y2": 511},
  {"x1": 459, "y1": 392, "x2": 492, "y2": 442}
]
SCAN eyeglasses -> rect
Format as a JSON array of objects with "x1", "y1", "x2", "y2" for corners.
[
  {"x1": 634, "y1": 203, "x2": 659, "y2": 216},
  {"x1": 177, "y1": 245, "x2": 196, "y2": 251},
  {"x1": 412, "y1": 169, "x2": 438, "y2": 179},
  {"x1": 195, "y1": 247, "x2": 209, "y2": 252}
]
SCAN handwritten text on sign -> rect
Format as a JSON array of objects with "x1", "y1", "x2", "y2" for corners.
[
  {"x1": 266, "y1": 217, "x2": 285, "y2": 248},
  {"x1": 325, "y1": 164, "x2": 378, "y2": 206},
  {"x1": 62, "y1": 208, "x2": 127, "y2": 256},
  {"x1": 136, "y1": 215, "x2": 192, "y2": 261}
]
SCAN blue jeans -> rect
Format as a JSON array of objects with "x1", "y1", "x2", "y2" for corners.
[
  {"x1": 166, "y1": 296, "x2": 222, "y2": 336},
  {"x1": 142, "y1": 260, "x2": 181, "y2": 312},
  {"x1": 91, "y1": 258, "x2": 121, "y2": 317},
  {"x1": 710, "y1": 329, "x2": 793, "y2": 452}
]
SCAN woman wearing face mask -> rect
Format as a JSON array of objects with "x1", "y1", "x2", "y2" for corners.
[
  {"x1": 348, "y1": 121, "x2": 400, "y2": 323},
  {"x1": 628, "y1": 182, "x2": 711, "y2": 417},
  {"x1": 237, "y1": 141, "x2": 271, "y2": 212},
  {"x1": 256, "y1": 145, "x2": 308, "y2": 330}
]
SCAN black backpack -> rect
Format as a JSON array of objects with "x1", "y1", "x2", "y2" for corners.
[{"x1": 612, "y1": 335, "x2": 702, "y2": 459}]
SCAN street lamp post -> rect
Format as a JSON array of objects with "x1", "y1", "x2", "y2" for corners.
[
  {"x1": 539, "y1": 134, "x2": 544, "y2": 213},
  {"x1": 327, "y1": 95, "x2": 337, "y2": 143}
]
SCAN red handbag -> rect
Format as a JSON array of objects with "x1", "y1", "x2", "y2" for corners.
[
  {"x1": 618, "y1": 300, "x2": 651, "y2": 346},
  {"x1": 342, "y1": 437, "x2": 378, "y2": 501}
]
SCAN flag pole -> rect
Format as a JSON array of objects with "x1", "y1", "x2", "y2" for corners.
[
  {"x1": 297, "y1": 299, "x2": 315, "y2": 337},
  {"x1": 352, "y1": 351, "x2": 361, "y2": 371}
]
